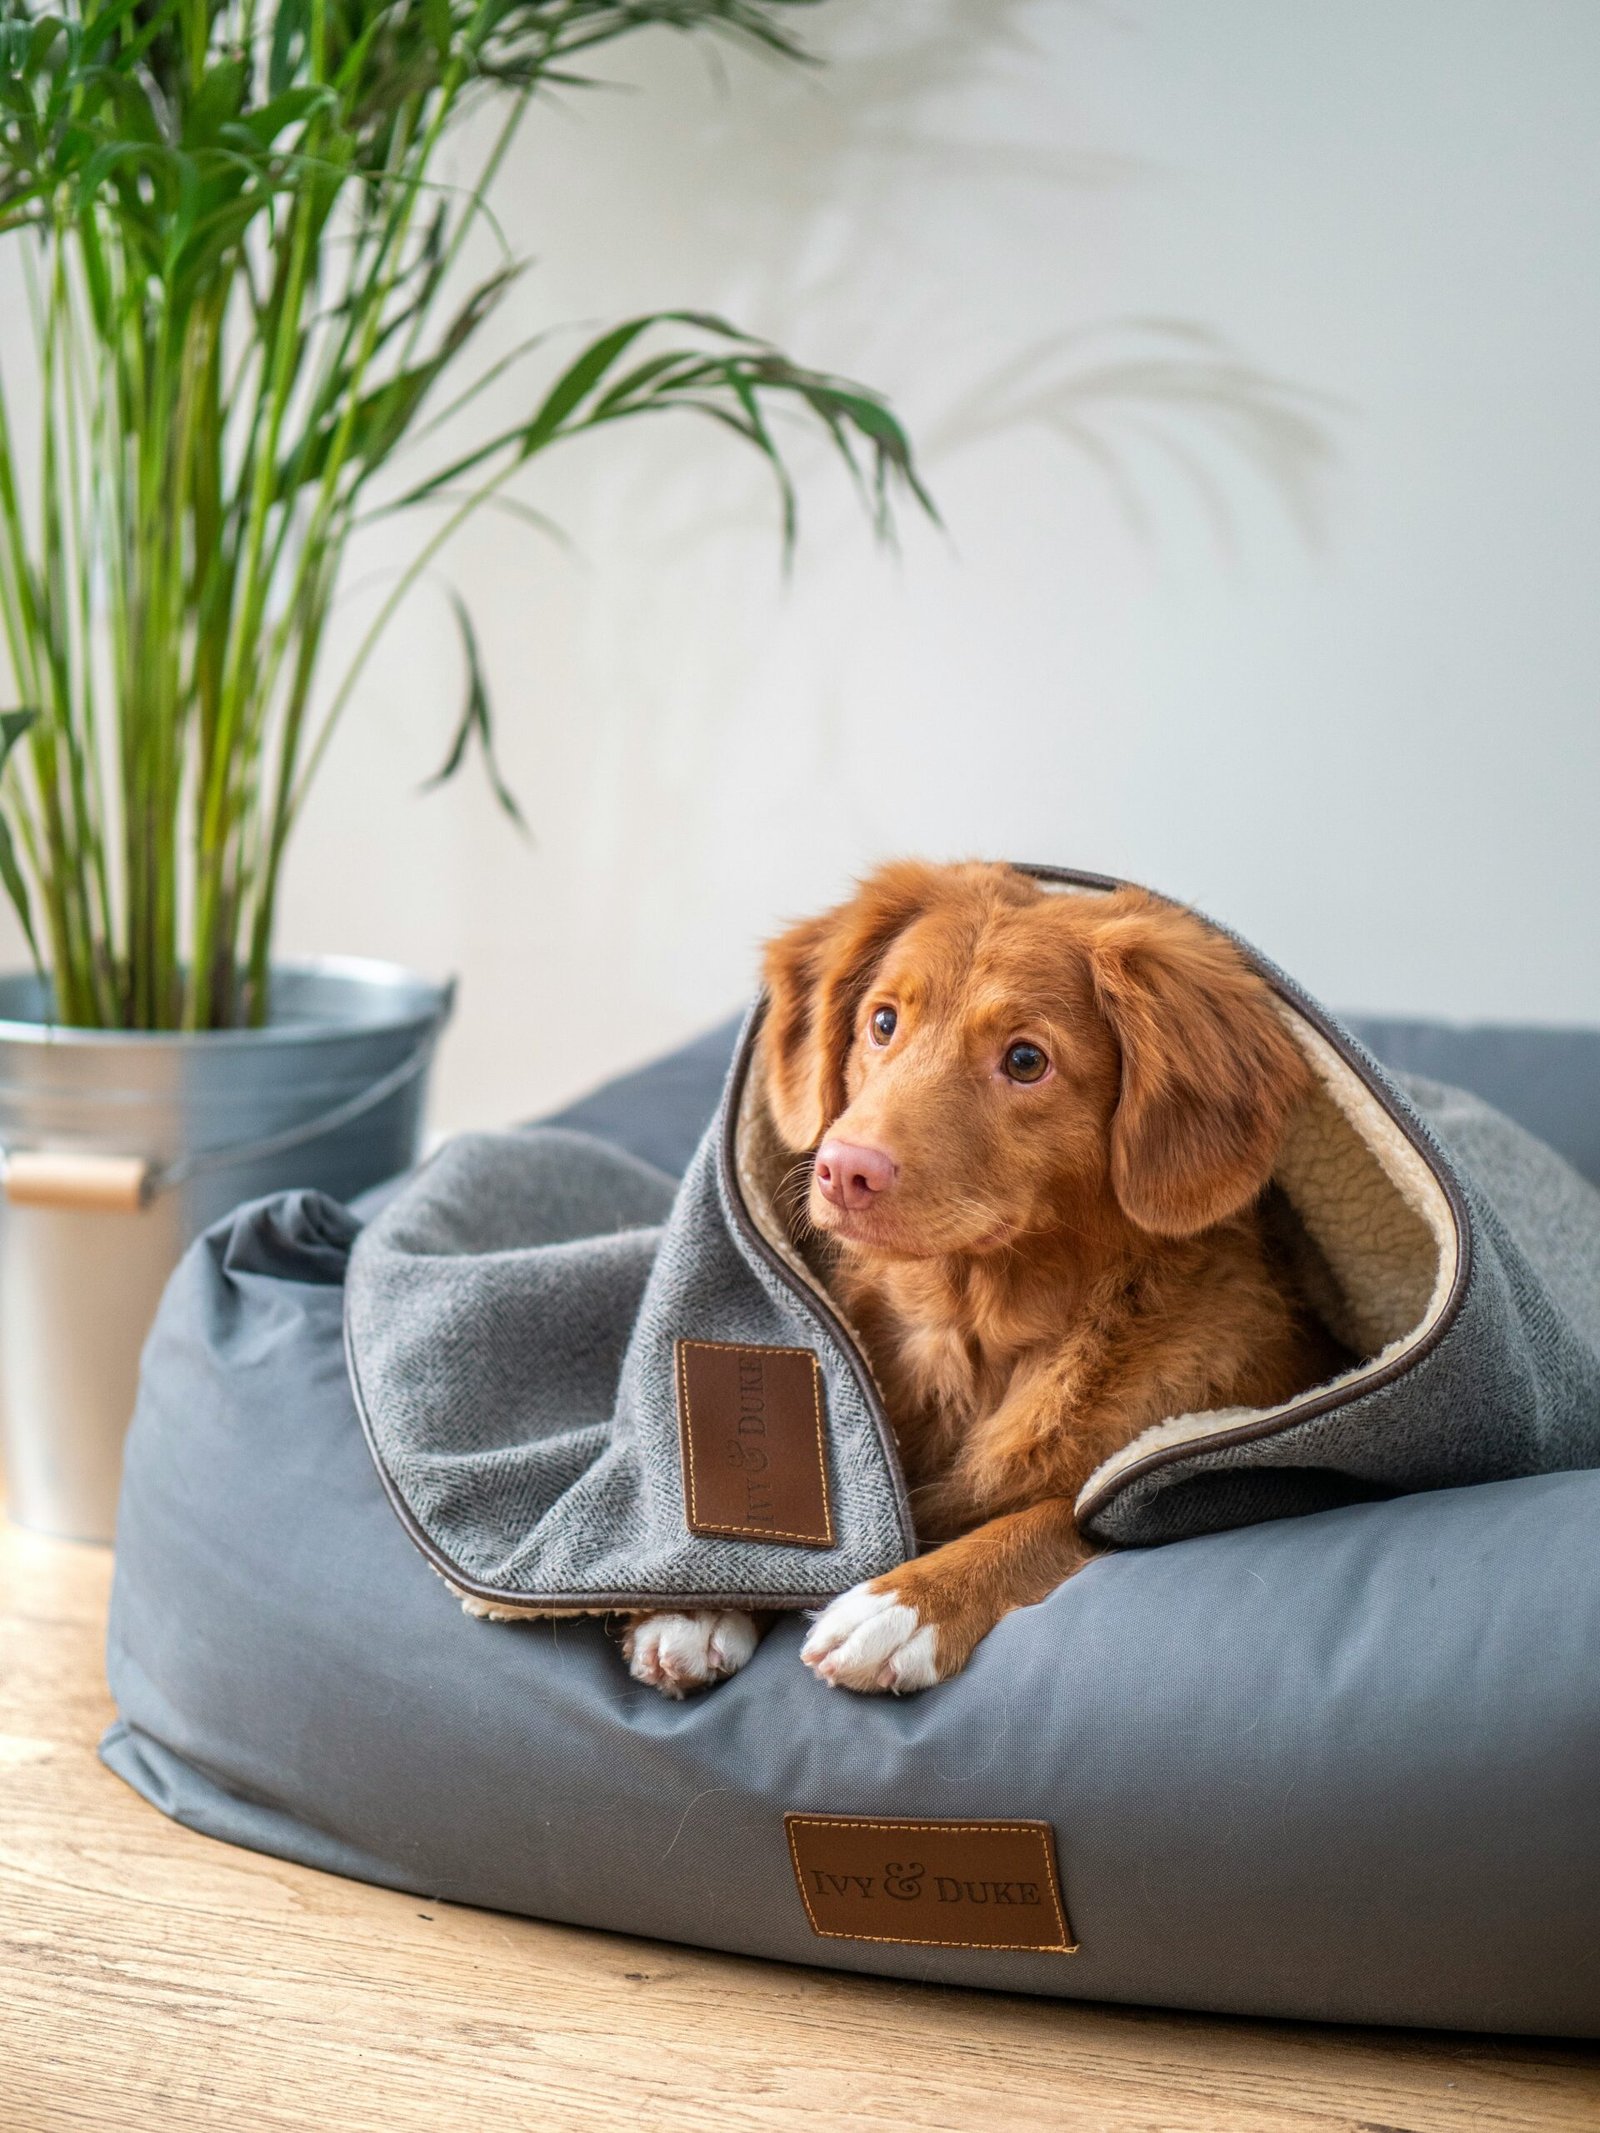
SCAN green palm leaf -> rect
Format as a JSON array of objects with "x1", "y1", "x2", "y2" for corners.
[{"x1": 0, "y1": 0, "x2": 924, "y2": 1030}]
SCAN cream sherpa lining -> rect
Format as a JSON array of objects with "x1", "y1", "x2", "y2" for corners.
[
  {"x1": 733, "y1": 1005, "x2": 1461, "y2": 1527},
  {"x1": 1073, "y1": 1010, "x2": 1459, "y2": 1510}
]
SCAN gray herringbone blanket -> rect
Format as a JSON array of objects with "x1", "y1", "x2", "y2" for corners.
[{"x1": 345, "y1": 885, "x2": 1600, "y2": 1614}]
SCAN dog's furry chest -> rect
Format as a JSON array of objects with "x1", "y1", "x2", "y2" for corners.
[
  {"x1": 829, "y1": 1218, "x2": 1327, "y2": 1532},
  {"x1": 832, "y1": 1258, "x2": 1045, "y2": 1496}
]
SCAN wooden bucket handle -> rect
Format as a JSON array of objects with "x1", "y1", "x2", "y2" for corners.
[{"x1": 2, "y1": 1153, "x2": 152, "y2": 1214}]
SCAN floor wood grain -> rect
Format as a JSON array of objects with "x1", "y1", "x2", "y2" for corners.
[{"x1": 3, "y1": 1515, "x2": 1597, "y2": 2133}]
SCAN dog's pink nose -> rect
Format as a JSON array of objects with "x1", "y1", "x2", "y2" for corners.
[{"x1": 814, "y1": 1138, "x2": 898, "y2": 1211}]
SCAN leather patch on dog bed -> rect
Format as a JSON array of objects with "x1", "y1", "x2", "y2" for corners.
[
  {"x1": 675, "y1": 1339, "x2": 834, "y2": 1547},
  {"x1": 784, "y1": 1815, "x2": 1076, "y2": 1953}
]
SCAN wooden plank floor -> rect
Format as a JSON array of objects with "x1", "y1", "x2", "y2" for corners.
[{"x1": 4, "y1": 1517, "x2": 1598, "y2": 2133}]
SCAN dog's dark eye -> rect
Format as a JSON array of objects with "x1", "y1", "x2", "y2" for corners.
[
  {"x1": 1003, "y1": 1042, "x2": 1049, "y2": 1084},
  {"x1": 869, "y1": 1005, "x2": 897, "y2": 1046}
]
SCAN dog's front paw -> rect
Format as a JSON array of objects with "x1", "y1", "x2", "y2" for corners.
[
  {"x1": 800, "y1": 1582, "x2": 944, "y2": 1695},
  {"x1": 622, "y1": 1610, "x2": 759, "y2": 1698}
]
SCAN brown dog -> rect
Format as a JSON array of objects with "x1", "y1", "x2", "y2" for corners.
[{"x1": 623, "y1": 861, "x2": 1338, "y2": 1697}]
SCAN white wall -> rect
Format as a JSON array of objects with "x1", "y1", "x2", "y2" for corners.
[{"x1": 12, "y1": 1, "x2": 1600, "y2": 1129}]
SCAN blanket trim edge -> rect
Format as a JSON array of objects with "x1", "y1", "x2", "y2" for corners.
[{"x1": 1016, "y1": 866, "x2": 1478, "y2": 1526}]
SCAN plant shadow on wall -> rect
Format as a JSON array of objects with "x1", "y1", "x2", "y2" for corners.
[
  {"x1": 586, "y1": 0, "x2": 1334, "y2": 537},
  {"x1": 555, "y1": 0, "x2": 1332, "y2": 785},
  {"x1": 907, "y1": 1, "x2": 1330, "y2": 541},
  {"x1": 0, "y1": 0, "x2": 935, "y2": 1033},
  {"x1": 919, "y1": 321, "x2": 1330, "y2": 552}
]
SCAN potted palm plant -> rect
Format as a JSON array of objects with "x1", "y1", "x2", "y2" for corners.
[{"x1": 0, "y1": 0, "x2": 929, "y2": 1539}]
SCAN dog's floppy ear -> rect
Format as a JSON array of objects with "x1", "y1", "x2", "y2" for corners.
[
  {"x1": 760, "y1": 861, "x2": 944, "y2": 1150},
  {"x1": 1087, "y1": 891, "x2": 1310, "y2": 1238}
]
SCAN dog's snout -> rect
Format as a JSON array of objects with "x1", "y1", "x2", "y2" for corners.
[{"x1": 814, "y1": 1138, "x2": 898, "y2": 1211}]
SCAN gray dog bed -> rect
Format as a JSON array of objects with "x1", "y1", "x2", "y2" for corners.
[{"x1": 101, "y1": 986, "x2": 1600, "y2": 2035}]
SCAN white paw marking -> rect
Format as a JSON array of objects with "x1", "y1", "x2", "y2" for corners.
[
  {"x1": 624, "y1": 1611, "x2": 759, "y2": 1699},
  {"x1": 800, "y1": 1583, "x2": 941, "y2": 1695}
]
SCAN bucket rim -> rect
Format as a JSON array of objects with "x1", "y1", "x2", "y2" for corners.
[{"x1": 0, "y1": 956, "x2": 455, "y2": 1050}]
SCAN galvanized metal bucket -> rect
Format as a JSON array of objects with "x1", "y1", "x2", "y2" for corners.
[{"x1": 0, "y1": 958, "x2": 453, "y2": 1542}]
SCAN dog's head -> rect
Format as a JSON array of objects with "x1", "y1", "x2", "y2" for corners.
[{"x1": 761, "y1": 861, "x2": 1311, "y2": 1260}]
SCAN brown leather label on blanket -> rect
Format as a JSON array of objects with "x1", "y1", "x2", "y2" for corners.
[
  {"x1": 785, "y1": 1816, "x2": 1076, "y2": 1953},
  {"x1": 674, "y1": 1339, "x2": 834, "y2": 1548}
]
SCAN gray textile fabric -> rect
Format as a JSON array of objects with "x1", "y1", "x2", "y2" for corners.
[
  {"x1": 345, "y1": 1113, "x2": 914, "y2": 1610},
  {"x1": 99, "y1": 1183, "x2": 1600, "y2": 2033},
  {"x1": 1084, "y1": 1062, "x2": 1600, "y2": 1543},
  {"x1": 545, "y1": 1017, "x2": 744, "y2": 1176},
  {"x1": 98, "y1": 1016, "x2": 1600, "y2": 2033},
  {"x1": 1347, "y1": 1015, "x2": 1600, "y2": 1191}
]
